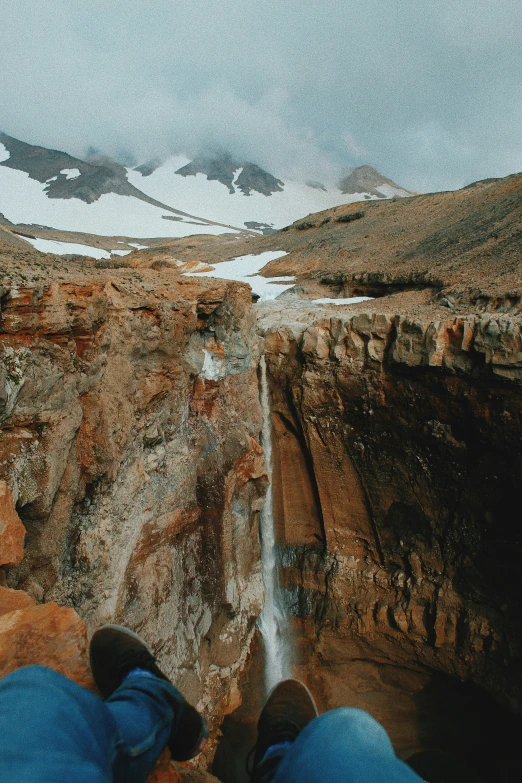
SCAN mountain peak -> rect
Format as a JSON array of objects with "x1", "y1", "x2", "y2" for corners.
[
  {"x1": 175, "y1": 155, "x2": 284, "y2": 197},
  {"x1": 339, "y1": 165, "x2": 413, "y2": 198}
]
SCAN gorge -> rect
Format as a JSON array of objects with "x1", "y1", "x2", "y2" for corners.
[{"x1": 1, "y1": 173, "x2": 521, "y2": 782}]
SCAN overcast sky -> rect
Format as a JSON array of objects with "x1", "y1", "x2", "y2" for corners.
[{"x1": 1, "y1": 0, "x2": 521, "y2": 192}]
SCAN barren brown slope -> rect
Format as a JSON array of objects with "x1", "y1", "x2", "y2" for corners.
[
  {"x1": 255, "y1": 173, "x2": 522, "y2": 309},
  {"x1": 3, "y1": 172, "x2": 520, "y2": 313},
  {"x1": 114, "y1": 172, "x2": 521, "y2": 312}
]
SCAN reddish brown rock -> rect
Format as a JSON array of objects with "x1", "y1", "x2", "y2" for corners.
[
  {"x1": 0, "y1": 601, "x2": 93, "y2": 688},
  {"x1": 0, "y1": 584, "x2": 36, "y2": 615},
  {"x1": 0, "y1": 480, "x2": 26, "y2": 566},
  {"x1": 170, "y1": 764, "x2": 221, "y2": 783},
  {"x1": 147, "y1": 752, "x2": 183, "y2": 783},
  {"x1": 148, "y1": 754, "x2": 221, "y2": 783},
  {"x1": 0, "y1": 269, "x2": 264, "y2": 767}
]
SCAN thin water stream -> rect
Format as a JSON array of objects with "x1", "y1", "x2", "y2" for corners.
[{"x1": 258, "y1": 354, "x2": 291, "y2": 694}]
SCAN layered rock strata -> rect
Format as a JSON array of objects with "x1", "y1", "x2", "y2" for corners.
[
  {"x1": 254, "y1": 300, "x2": 522, "y2": 769},
  {"x1": 0, "y1": 271, "x2": 267, "y2": 770}
]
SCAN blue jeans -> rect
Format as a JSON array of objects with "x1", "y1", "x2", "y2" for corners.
[
  {"x1": 259, "y1": 708, "x2": 424, "y2": 783},
  {"x1": 0, "y1": 665, "x2": 185, "y2": 783}
]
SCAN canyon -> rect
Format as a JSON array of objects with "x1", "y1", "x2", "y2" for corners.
[{"x1": 1, "y1": 173, "x2": 521, "y2": 782}]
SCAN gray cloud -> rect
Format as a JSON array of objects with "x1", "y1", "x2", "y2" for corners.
[{"x1": 1, "y1": 0, "x2": 521, "y2": 191}]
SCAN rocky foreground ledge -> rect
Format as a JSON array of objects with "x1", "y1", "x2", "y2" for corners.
[
  {"x1": 1, "y1": 480, "x2": 222, "y2": 782},
  {"x1": 0, "y1": 265, "x2": 268, "y2": 780}
]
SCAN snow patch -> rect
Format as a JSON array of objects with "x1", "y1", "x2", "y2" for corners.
[
  {"x1": 311, "y1": 296, "x2": 374, "y2": 305},
  {"x1": 372, "y1": 183, "x2": 410, "y2": 198},
  {"x1": 201, "y1": 349, "x2": 224, "y2": 380},
  {"x1": 232, "y1": 168, "x2": 244, "y2": 188},
  {"x1": 0, "y1": 143, "x2": 10, "y2": 163},
  {"x1": 128, "y1": 242, "x2": 149, "y2": 249},
  {"x1": 23, "y1": 236, "x2": 111, "y2": 259},
  {"x1": 110, "y1": 249, "x2": 132, "y2": 257},
  {"x1": 61, "y1": 168, "x2": 81, "y2": 180},
  {"x1": 186, "y1": 251, "x2": 294, "y2": 301}
]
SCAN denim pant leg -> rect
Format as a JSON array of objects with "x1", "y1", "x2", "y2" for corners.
[
  {"x1": 0, "y1": 665, "x2": 182, "y2": 783},
  {"x1": 0, "y1": 665, "x2": 118, "y2": 783},
  {"x1": 105, "y1": 673, "x2": 186, "y2": 783},
  {"x1": 267, "y1": 708, "x2": 424, "y2": 783}
]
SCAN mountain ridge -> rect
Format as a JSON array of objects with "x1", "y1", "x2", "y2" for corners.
[{"x1": 0, "y1": 132, "x2": 414, "y2": 252}]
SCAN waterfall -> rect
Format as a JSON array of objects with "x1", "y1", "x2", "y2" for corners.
[{"x1": 258, "y1": 354, "x2": 291, "y2": 694}]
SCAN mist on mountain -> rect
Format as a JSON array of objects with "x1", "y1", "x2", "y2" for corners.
[{"x1": 1, "y1": 1, "x2": 521, "y2": 193}]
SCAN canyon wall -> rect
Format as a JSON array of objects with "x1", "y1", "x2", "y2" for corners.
[
  {"x1": 0, "y1": 273, "x2": 267, "y2": 755},
  {"x1": 2, "y1": 264, "x2": 522, "y2": 780},
  {"x1": 256, "y1": 303, "x2": 522, "y2": 764}
]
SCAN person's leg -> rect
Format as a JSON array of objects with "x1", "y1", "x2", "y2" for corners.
[
  {"x1": 250, "y1": 679, "x2": 318, "y2": 783},
  {"x1": 271, "y1": 708, "x2": 423, "y2": 783},
  {"x1": 104, "y1": 671, "x2": 188, "y2": 783},
  {"x1": 0, "y1": 627, "x2": 207, "y2": 783},
  {"x1": 0, "y1": 665, "x2": 118, "y2": 783},
  {"x1": 0, "y1": 665, "x2": 187, "y2": 783},
  {"x1": 89, "y1": 624, "x2": 208, "y2": 770}
]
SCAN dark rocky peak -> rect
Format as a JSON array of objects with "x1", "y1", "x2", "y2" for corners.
[
  {"x1": 0, "y1": 132, "x2": 135, "y2": 204},
  {"x1": 338, "y1": 164, "x2": 413, "y2": 197},
  {"x1": 175, "y1": 154, "x2": 285, "y2": 196},
  {"x1": 1, "y1": 132, "x2": 88, "y2": 183},
  {"x1": 133, "y1": 158, "x2": 163, "y2": 177},
  {"x1": 83, "y1": 147, "x2": 130, "y2": 179},
  {"x1": 244, "y1": 221, "x2": 276, "y2": 234}
]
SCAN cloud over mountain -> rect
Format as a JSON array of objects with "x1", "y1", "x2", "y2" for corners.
[{"x1": 1, "y1": 0, "x2": 521, "y2": 192}]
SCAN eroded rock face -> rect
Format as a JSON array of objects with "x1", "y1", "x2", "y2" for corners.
[
  {"x1": 3, "y1": 247, "x2": 521, "y2": 780},
  {"x1": 0, "y1": 480, "x2": 26, "y2": 566},
  {"x1": 0, "y1": 273, "x2": 266, "y2": 752},
  {"x1": 258, "y1": 305, "x2": 522, "y2": 743}
]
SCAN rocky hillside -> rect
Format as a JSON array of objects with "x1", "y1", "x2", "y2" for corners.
[{"x1": 114, "y1": 170, "x2": 521, "y2": 312}]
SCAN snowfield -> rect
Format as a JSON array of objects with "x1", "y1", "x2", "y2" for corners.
[
  {"x1": 127, "y1": 158, "x2": 378, "y2": 230},
  {"x1": 23, "y1": 237, "x2": 112, "y2": 259},
  {"x1": 0, "y1": 164, "x2": 237, "y2": 238},
  {"x1": 1, "y1": 138, "x2": 411, "y2": 243},
  {"x1": 311, "y1": 296, "x2": 374, "y2": 305},
  {"x1": 188, "y1": 253, "x2": 378, "y2": 305},
  {"x1": 61, "y1": 168, "x2": 81, "y2": 180}
]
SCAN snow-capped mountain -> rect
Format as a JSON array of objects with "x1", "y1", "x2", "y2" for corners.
[{"x1": 0, "y1": 132, "x2": 413, "y2": 254}]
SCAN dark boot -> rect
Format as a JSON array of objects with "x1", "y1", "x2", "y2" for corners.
[
  {"x1": 250, "y1": 679, "x2": 319, "y2": 782},
  {"x1": 89, "y1": 624, "x2": 208, "y2": 761}
]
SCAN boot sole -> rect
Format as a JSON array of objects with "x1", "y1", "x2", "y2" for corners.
[
  {"x1": 265, "y1": 678, "x2": 319, "y2": 716},
  {"x1": 90, "y1": 623, "x2": 154, "y2": 654}
]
